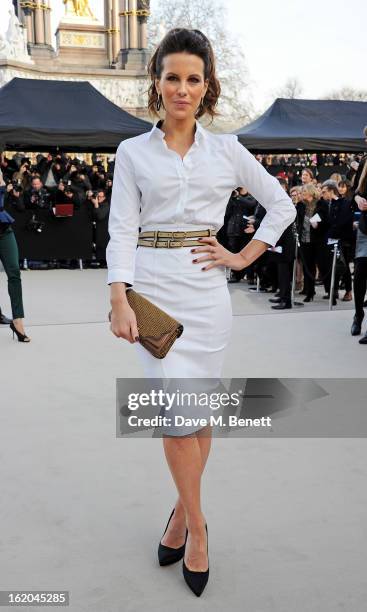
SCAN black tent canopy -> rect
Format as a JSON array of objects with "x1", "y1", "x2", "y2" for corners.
[
  {"x1": 0, "y1": 77, "x2": 152, "y2": 152},
  {"x1": 235, "y1": 98, "x2": 367, "y2": 152}
]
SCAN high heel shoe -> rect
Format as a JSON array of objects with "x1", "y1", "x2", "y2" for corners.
[
  {"x1": 303, "y1": 294, "x2": 314, "y2": 303},
  {"x1": 10, "y1": 321, "x2": 31, "y2": 343},
  {"x1": 183, "y1": 524, "x2": 209, "y2": 597},
  {"x1": 351, "y1": 315, "x2": 363, "y2": 336},
  {"x1": 158, "y1": 508, "x2": 187, "y2": 566}
]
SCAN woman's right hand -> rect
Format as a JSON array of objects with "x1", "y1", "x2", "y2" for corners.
[{"x1": 110, "y1": 301, "x2": 140, "y2": 343}]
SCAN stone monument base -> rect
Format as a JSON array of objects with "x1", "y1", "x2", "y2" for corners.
[
  {"x1": 27, "y1": 43, "x2": 56, "y2": 62},
  {"x1": 119, "y1": 49, "x2": 151, "y2": 71},
  {"x1": 56, "y1": 21, "x2": 107, "y2": 68}
]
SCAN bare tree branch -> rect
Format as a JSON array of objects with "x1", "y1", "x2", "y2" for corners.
[
  {"x1": 276, "y1": 77, "x2": 304, "y2": 99},
  {"x1": 148, "y1": 0, "x2": 252, "y2": 130},
  {"x1": 323, "y1": 87, "x2": 367, "y2": 101}
]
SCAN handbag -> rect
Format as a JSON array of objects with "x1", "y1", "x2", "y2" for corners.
[{"x1": 109, "y1": 289, "x2": 184, "y2": 359}]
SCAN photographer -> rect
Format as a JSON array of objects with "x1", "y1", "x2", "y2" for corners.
[
  {"x1": 55, "y1": 180, "x2": 81, "y2": 208},
  {"x1": 24, "y1": 176, "x2": 53, "y2": 210},
  {"x1": 87, "y1": 188, "x2": 110, "y2": 221},
  {"x1": 105, "y1": 176, "x2": 113, "y2": 202},
  {"x1": 87, "y1": 189, "x2": 110, "y2": 268},
  {"x1": 37, "y1": 153, "x2": 65, "y2": 189},
  {"x1": 87, "y1": 164, "x2": 105, "y2": 190},
  {"x1": 4, "y1": 181, "x2": 25, "y2": 212},
  {"x1": 12, "y1": 159, "x2": 32, "y2": 191},
  {"x1": 0, "y1": 153, "x2": 17, "y2": 182},
  {"x1": 67, "y1": 171, "x2": 91, "y2": 204}
]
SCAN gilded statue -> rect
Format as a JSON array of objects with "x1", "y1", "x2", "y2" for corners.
[
  {"x1": 137, "y1": 0, "x2": 151, "y2": 10},
  {"x1": 63, "y1": 0, "x2": 96, "y2": 19}
]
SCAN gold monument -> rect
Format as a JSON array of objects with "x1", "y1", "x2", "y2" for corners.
[{"x1": 63, "y1": 0, "x2": 96, "y2": 20}]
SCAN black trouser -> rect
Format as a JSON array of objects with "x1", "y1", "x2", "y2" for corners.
[
  {"x1": 300, "y1": 241, "x2": 332, "y2": 298},
  {"x1": 324, "y1": 243, "x2": 347, "y2": 297},
  {"x1": 277, "y1": 260, "x2": 293, "y2": 302},
  {"x1": 227, "y1": 236, "x2": 249, "y2": 280},
  {"x1": 253, "y1": 251, "x2": 277, "y2": 289},
  {"x1": 340, "y1": 241, "x2": 354, "y2": 293},
  {"x1": 353, "y1": 257, "x2": 367, "y2": 321},
  {"x1": 0, "y1": 227, "x2": 24, "y2": 319}
]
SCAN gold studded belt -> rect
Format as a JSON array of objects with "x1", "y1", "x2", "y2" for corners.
[{"x1": 137, "y1": 228, "x2": 217, "y2": 248}]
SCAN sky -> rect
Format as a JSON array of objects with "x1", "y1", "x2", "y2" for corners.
[{"x1": 1, "y1": 0, "x2": 366, "y2": 112}]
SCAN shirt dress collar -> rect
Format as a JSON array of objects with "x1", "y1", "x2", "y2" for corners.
[{"x1": 148, "y1": 118, "x2": 206, "y2": 144}]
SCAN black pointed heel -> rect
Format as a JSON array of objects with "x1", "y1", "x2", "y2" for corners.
[
  {"x1": 351, "y1": 315, "x2": 363, "y2": 336},
  {"x1": 303, "y1": 294, "x2": 314, "y2": 303},
  {"x1": 158, "y1": 508, "x2": 187, "y2": 566},
  {"x1": 10, "y1": 321, "x2": 31, "y2": 343},
  {"x1": 182, "y1": 524, "x2": 209, "y2": 597}
]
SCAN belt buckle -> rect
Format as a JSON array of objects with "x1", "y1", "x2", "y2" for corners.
[
  {"x1": 168, "y1": 240, "x2": 183, "y2": 248},
  {"x1": 172, "y1": 231, "x2": 186, "y2": 239},
  {"x1": 153, "y1": 230, "x2": 158, "y2": 247}
]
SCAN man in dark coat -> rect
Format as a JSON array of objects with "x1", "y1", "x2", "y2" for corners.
[{"x1": 218, "y1": 187, "x2": 257, "y2": 282}]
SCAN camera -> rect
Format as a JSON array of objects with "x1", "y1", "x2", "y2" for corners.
[
  {"x1": 26, "y1": 214, "x2": 46, "y2": 233},
  {"x1": 12, "y1": 181, "x2": 23, "y2": 193},
  {"x1": 31, "y1": 188, "x2": 51, "y2": 209}
]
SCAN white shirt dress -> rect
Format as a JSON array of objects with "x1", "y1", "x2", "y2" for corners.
[{"x1": 107, "y1": 119, "x2": 296, "y2": 435}]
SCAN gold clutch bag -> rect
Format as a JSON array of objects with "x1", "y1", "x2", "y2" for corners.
[{"x1": 109, "y1": 289, "x2": 184, "y2": 359}]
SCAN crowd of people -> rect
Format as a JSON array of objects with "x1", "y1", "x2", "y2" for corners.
[
  {"x1": 0, "y1": 151, "x2": 112, "y2": 268},
  {"x1": 219, "y1": 150, "x2": 367, "y2": 344},
  {"x1": 1, "y1": 143, "x2": 367, "y2": 345},
  {"x1": 256, "y1": 151, "x2": 363, "y2": 170}
]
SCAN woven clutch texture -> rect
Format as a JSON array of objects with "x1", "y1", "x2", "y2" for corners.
[{"x1": 109, "y1": 289, "x2": 183, "y2": 359}]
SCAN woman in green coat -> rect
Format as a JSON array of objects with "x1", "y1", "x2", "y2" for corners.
[{"x1": 0, "y1": 168, "x2": 30, "y2": 342}]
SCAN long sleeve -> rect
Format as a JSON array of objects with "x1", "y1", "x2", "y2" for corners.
[
  {"x1": 93, "y1": 202, "x2": 110, "y2": 222},
  {"x1": 106, "y1": 142, "x2": 141, "y2": 286},
  {"x1": 232, "y1": 136, "x2": 296, "y2": 246}
]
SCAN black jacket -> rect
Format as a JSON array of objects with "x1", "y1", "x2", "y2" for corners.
[
  {"x1": 326, "y1": 197, "x2": 354, "y2": 243},
  {"x1": 225, "y1": 194, "x2": 257, "y2": 237},
  {"x1": 254, "y1": 203, "x2": 296, "y2": 260},
  {"x1": 54, "y1": 188, "x2": 81, "y2": 209},
  {"x1": 92, "y1": 200, "x2": 110, "y2": 222}
]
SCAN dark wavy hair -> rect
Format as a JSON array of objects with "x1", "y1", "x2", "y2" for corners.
[{"x1": 147, "y1": 28, "x2": 221, "y2": 123}]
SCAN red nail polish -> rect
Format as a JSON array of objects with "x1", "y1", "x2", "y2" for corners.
[
  {"x1": 201, "y1": 267, "x2": 206, "y2": 271},
  {"x1": 192, "y1": 259, "x2": 197, "y2": 263}
]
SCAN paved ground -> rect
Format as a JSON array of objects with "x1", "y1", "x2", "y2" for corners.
[{"x1": 0, "y1": 269, "x2": 366, "y2": 611}]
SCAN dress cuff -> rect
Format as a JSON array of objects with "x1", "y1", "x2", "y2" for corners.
[
  {"x1": 251, "y1": 227, "x2": 278, "y2": 247},
  {"x1": 107, "y1": 269, "x2": 134, "y2": 286}
]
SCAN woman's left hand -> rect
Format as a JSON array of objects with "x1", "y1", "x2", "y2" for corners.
[{"x1": 191, "y1": 236, "x2": 247, "y2": 271}]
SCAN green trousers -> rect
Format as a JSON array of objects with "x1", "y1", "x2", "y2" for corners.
[{"x1": 0, "y1": 227, "x2": 24, "y2": 319}]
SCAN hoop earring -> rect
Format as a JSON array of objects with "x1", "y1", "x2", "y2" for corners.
[{"x1": 156, "y1": 94, "x2": 162, "y2": 111}]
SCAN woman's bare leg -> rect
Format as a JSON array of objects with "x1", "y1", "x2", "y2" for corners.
[
  {"x1": 160, "y1": 425, "x2": 212, "y2": 571},
  {"x1": 161, "y1": 425, "x2": 212, "y2": 546}
]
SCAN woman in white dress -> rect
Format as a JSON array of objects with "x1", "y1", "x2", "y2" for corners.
[{"x1": 107, "y1": 28, "x2": 296, "y2": 596}]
